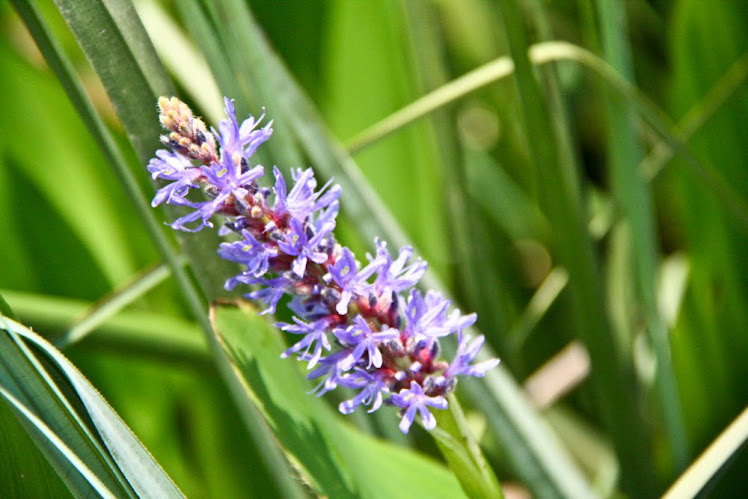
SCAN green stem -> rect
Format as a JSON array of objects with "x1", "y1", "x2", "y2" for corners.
[
  {"x1": 432, "y1": 395, "x2": 504, "y2": 499},
  {"x1": 56, "y1": 258, "x2": 185, "y2": 349}
]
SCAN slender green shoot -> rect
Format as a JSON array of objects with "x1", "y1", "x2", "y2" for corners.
[{"x1": 56, "y1": 257, "x2": 185, "y2": 349}]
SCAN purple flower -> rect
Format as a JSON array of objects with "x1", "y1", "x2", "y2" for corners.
[
  {"x1": 273, "y1": 167, "x2": 341, "y2": 222},
  {"x1": 337, "y1": 369, "x2": 388, "y2": 414},
  {"x1": 390, "y1": 381, "x2": 448, "y2": 433},
  {"x1": 147, "y1": 150, "x2": 203, "y2": 207},
  {"x1": 277, "y1": 317, "x2": 332, "y2": 368},
  {"x1": 241, "y1": 274, "x2": 294, "y2": 315},
  {"x1": 198, "y1": 154, "x2": 263, "y2": 211},
  {"x1": 156, "y1": 98, "x2": 270, "y2": 232},
  {"x1": 277, "y1": 217, "x2": 335, "y2": 277},
  {"x1": 307, "y1": 349, "x2": 357, "y2": 396},
  {"x1": 403, "y1": 289, "x2": 477, "y2": 341},
  {"x1": 372, "y1": 239, "x2": 427, "y2": 295},
  {"x1": 327, "y1": 247, "x2": 384, "y2": 314},
  {"x1": 214, "y1": 97, "x2": 273, "y2": 160},
  {"x1": 218, "y1": 229, "x2": 277, "y2": 277},
  {"x1": 333, "y1": 315, "x2": 399, "y2": 368},
  {"x1": 444, "y1": 334, "x2": 500, "y2": 379},
  {"x1": 147, "y1": 96, "x2": 500, "y2": 434}
]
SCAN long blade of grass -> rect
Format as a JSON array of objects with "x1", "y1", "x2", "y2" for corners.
[
  {"x1": 496, "y1": 0, "x2": 654, "y2": 493},
  {"x1": 401, "y1": 0, "x2": 507, "y2": 374},
  {"x1": 0, "y1": 385, "x2": 117, "y2": 498},
  {"x1": 133, "y1": 0, "x2": 224, "y2": 123},
  {"x1": 0, "y1": 327, "x2": 124, "y2": 498},
  {"x1": 212, "y1": 0, "x2": 303, "y2": 168},
  {"x1": 2, "y1": 289, "x2": 208, "y2": 367},
  {"x1": 595, "y1": 0, "x2": 688, "y2": 475},
  {"x1": 344, "y1": 42, "x2": 748, "y2": 230}
]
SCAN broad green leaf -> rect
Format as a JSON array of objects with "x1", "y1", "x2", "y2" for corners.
[
  {"x1": 211, "y1": 302, "x2": 465, "y2": 498},
  {"x1": 1, "y1": 314, "x2": 184, "y2": 497}
]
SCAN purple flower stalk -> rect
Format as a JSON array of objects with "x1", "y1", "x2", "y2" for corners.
[{"x1": 148, "y1": 96, "x2": 500, "y2": 433}]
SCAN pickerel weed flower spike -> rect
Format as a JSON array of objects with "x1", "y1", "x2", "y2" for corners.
[{"x1": 148, "y1": 96, "x2": 500, "y2": 433}]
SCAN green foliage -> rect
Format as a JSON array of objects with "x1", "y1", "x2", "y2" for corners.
[{"x1": 1, "y1": 0, "x2": 745, "y2": 497}]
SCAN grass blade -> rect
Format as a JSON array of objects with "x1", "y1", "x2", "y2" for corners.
[
  {"x1": 496, "y1": 0, "x2": 653, "y2": 493},
  {"x1": 344, "y1": 42, "x2": 748, "y2": 230},
  {"x1": 595, "y1": 1, "x2": 688, "y2": 475},
  {"x1": 56, "y1": 258, "x2": 184, "y2": 349},
  {"x1": 1, "y1": 315, "x2": 184, "y2": 497}
]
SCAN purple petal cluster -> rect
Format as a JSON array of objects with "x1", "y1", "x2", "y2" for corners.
[{"x1": 148, "y1": 96, "x2": 499, "y2": 433}]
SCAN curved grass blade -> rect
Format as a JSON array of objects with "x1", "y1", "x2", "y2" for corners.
[
  {"x1": 1, "y1": 315, "x2": 184, "y2": 497},
  {"x1": 344, "y1": 42, "x2": 748, "y2": 230},
  {"x1": 0, "y1": 396, "x2": 70, "y2": 498},
  {"x1": 0, "y1": 385, "x2": 117, "y2": 499}
]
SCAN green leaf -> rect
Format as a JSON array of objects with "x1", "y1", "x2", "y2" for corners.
[
  {"x1": 0, "y1": 314, "x2": 184, "y2": 498},
  {"x1": 210, "y1": 302, "x2": 466, "y2": 498}
]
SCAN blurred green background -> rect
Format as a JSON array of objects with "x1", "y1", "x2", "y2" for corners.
[{"x1": 1, "y1": 0, "x2": 746, "y2": 497}]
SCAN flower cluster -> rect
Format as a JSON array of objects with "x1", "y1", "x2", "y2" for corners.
[{"x1": 148, "y1": 97, "x2": 499, "y2": 433}]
